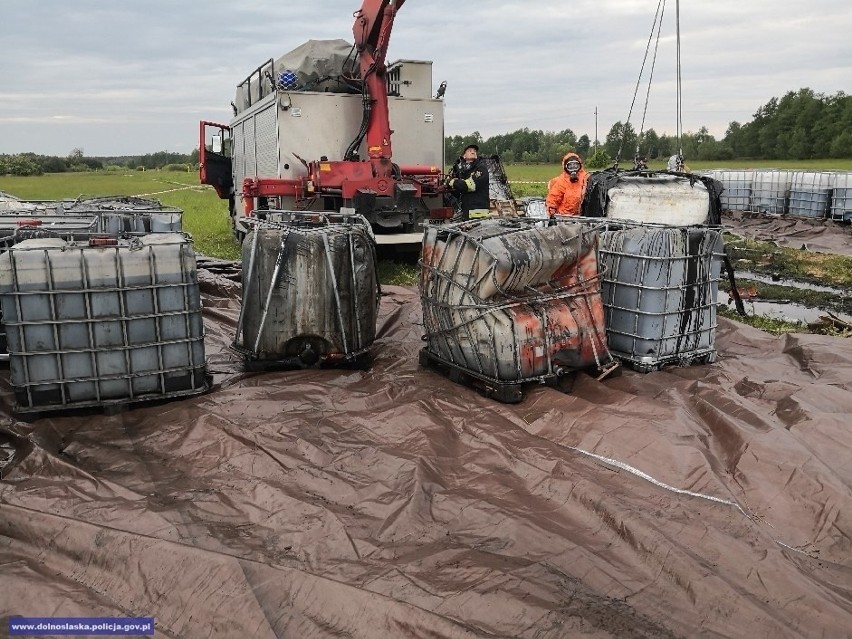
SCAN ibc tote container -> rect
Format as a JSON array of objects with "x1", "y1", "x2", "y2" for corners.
[
  {"x1": 599, "y1": 223, "x2": 725, "y2": 372},
  {"x1": 830, "y1": 171, "x2": 852, "y2": 222},
  {"x1": 419, "y1": 219, "x2": 613, "y2": 402},
  {"x1": 604, "y1": 173, "x2": 711, "y2": 225},
  {"x1": 234, "y1": 212, "x2": 379, "y2": 368},
  {"x1": 750, "y1": 170, "x2": 791, "y2": 214},
  {"x1": 712, "y1": 170, "x2": 753, "y2": 211},
  {"x1": 0, "y1": 234, "x2": 208, "y2": 413},
  {"x1": 62, "y1": 196, "x2": 183, "y2": 234},
  {"x1": 787, "y1": 171, "x2": 833, "y2": 219}
]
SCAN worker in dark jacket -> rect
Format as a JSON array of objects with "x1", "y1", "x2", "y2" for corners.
[{"x1": 447, "y1": 144, "x2": 490, "y2": 221}]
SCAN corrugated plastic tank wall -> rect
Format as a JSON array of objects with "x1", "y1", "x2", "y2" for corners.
[
  {"x1": 750, "y1": 170, "x2": 791, "y2": 214},
  {"x1": 830, "y1": 172, "x2": 852, "y2": 222},
  {"x1": 0, "y1": 234, "x2": 208, "y2": 412},
  {"x1": 235, "y1": 213, "x2": 379, "y2": 367},
  {"x1": 787, "y1": 171, "x2": 833, "y2": 218},
  {"x1": 710, "y1": 170, "x2": 753, "y2": 211},
  {"x1": 599, "y1": 224, "x2": 724, "y2": 372}
]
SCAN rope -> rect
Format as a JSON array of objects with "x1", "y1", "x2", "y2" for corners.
[{"x1": 560, "y1": 443, "x2": 819, "y2": 559}]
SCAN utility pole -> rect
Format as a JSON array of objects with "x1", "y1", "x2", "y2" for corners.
[{"x1": 594, "y1": 107, "x2": 599, "y2": 152}]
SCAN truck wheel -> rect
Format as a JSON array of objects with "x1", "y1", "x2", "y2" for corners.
[{"x1": 229, "y1": 197, "x2": 246, "y2": 243}]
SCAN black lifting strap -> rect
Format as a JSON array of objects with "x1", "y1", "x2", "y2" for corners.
[{"x1": 722, "y1": 250, "x2": 747, "y2": 316}]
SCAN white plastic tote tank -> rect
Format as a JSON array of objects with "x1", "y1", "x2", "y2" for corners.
[
  {"x1": 710, "y1": 170, "x2": 753, "y2": 211},
  {"x1": 605, "y1": 174, "x2": 710, "y2": 225},
  {"x1": 750, "y1": 171, "x2": 791, "y2": 214},
  {"x1": 830, "y1": 171, "x2": 852, "y2": 222},
  {"x1": 0, "y1": 234, "x2": 208, "y2": 412},
  {"x1": 787, "y1": 171, "x2": 833, "y2": 219}
]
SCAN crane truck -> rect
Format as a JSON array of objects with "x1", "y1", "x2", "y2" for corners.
[{"x1": 198, "y1": 0, "x2": 453, "y2": 244}]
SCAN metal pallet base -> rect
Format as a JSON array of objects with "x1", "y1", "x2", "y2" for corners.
[
  {"x1": 612, "y1": 349, "x2": 716, "y2": 374},
  {"x1": 14, "y1": 372, "x2": 213, "y2": 420},
  {"x1": 419, "y1": 348, "x2": 621, "y2": 404},
  {"x1": 239, "y1": 348, "x2": 372, "y2": 372}
]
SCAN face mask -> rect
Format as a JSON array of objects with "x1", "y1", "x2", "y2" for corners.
[{"x1": 565, "y1": 159, "x2": 581, "y2": 181}]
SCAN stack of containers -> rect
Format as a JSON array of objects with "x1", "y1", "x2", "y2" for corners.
[
  {"x1": 787, "y1": 171, "x2": 833, "y2": 219},
  {"x1": 419, "y1": 219, "x2": 613, "y2": 403},
  {"x1": 0, "y1": 234, "x2": 208, "y2": 413},
  {"x1": 62, "y1": 196, "x2": 183, "y2": 234},
  {"x1": 582, "y1": 170, "x2": 725, "y2": 372},
  {"x1": 750, "y1": 170, "x2": 791, "y2": 214},
  {"x1": 830, "y1": 172, "x2": 852, "y2": 222},
  {"x1": 0, "y1": 195, "x2": 185, "y2": 365},
  {"x1": 234, "y1": 211, "x2": 379, "y2": 368}
]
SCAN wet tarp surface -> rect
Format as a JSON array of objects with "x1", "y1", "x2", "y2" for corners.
[
  {"x1": 1, "y1": 269, "x2": 851, "y2": 638},
  {"x1": 723, "y1": 210, "x2": 852, "y2": 255}
]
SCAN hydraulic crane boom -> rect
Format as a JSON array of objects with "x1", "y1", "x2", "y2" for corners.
[{"x1": 350, "y1": 0, "x2": 407, "y2": 170}]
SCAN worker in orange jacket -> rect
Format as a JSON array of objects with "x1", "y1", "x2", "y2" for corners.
[{"x1": 546, "y1": 151, "x2": 589, "y2": 217}]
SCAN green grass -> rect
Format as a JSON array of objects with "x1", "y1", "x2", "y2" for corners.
[
  {"x1": 376, "y1": 260, "x2": 420, "y2": 286},
  {"x1": 0, "y1": 170, "x2": 239, "y2": 259},
  {"x1": 718, "y1": 306, "x2": 804, "y2": 335},
  {"x1": 724, "y1": 234, "x2": 852, "y2": 288}
]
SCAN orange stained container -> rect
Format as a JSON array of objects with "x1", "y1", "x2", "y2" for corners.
[{"x1": 420, "y1": 219, "x2": 611, "y2": 382}]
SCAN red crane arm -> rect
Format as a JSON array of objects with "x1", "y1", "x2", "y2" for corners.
[{"x1": 352, "y1": 0, "x2": 406, "y2": 164}]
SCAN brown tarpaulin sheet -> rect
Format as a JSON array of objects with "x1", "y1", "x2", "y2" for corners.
[
  {"x1": 723, "y1": 210, "x2": 852, "y2": 255},
  {"x1": 1, "y1": 270, "x2": 851, "y2": 638}
]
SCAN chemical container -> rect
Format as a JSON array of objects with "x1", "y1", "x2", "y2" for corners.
[
  {"x1": 604, "y1": 174, "x2": 711, "y2": 225},
  {"x1": 750, "y1": 171, "x2": 791, "y2": 214},
  {"x1": 599, "y1": 223, "x2": 725, "y2": 372},
  {"x1": 419, "y1": 218, "x2": 613, "y2": 402},
  {"x1": 787, "y1": 171, "x2": 833, "y2": 219},
  {"x1": 61, "y1": 196, "x2": 183, "y2": 234},
  {"x1": 710, "y1": 170, "x2": 753, "y2": 211},
  {"x1": 830, "y1": 172, "x2": 852, "y2": 222},
  {"x1": 0, "y1": 214, "x2": 101, "y2": 250},
  {"x1": 517, "y1": 197, "x2": 548, "y2": 227},
  {"x1": 0, "y1": 234, "x2": 208, "y2": 413},
  {"x1": 235, "y1": 212, "x2": 379, "y2": 368}
]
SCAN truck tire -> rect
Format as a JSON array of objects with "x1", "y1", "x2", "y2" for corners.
[{"x1": 229, "y1": 196, "x2": 246, "y2": 243}]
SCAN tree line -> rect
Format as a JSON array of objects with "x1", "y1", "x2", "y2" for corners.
[
  {"x1": 2, "y1": 88, "x2": 849, "y2": 176},
  {"x1": 0, "y1": 148, "x2": 201, "y2": 177},
  {"x1": 446, "y1": 88, "x2": 852, "y2": 165}
]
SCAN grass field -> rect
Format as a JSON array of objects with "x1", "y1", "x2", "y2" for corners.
[{"x1": 0, "y1": 170, "x2": 236, "y2": 259}]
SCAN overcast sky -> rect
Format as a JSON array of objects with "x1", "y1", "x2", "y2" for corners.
[{"x1": 2, "y1": 0, "x2": 850, "y2": 157}]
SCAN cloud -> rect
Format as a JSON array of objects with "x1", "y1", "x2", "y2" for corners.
[{"x1": 1, "y1": 0, "x2": 850, "y2": 155}]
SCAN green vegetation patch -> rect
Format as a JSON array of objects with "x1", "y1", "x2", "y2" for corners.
[{"x1": 724, "y1": 234, "x2": 852, "y2": 288}]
